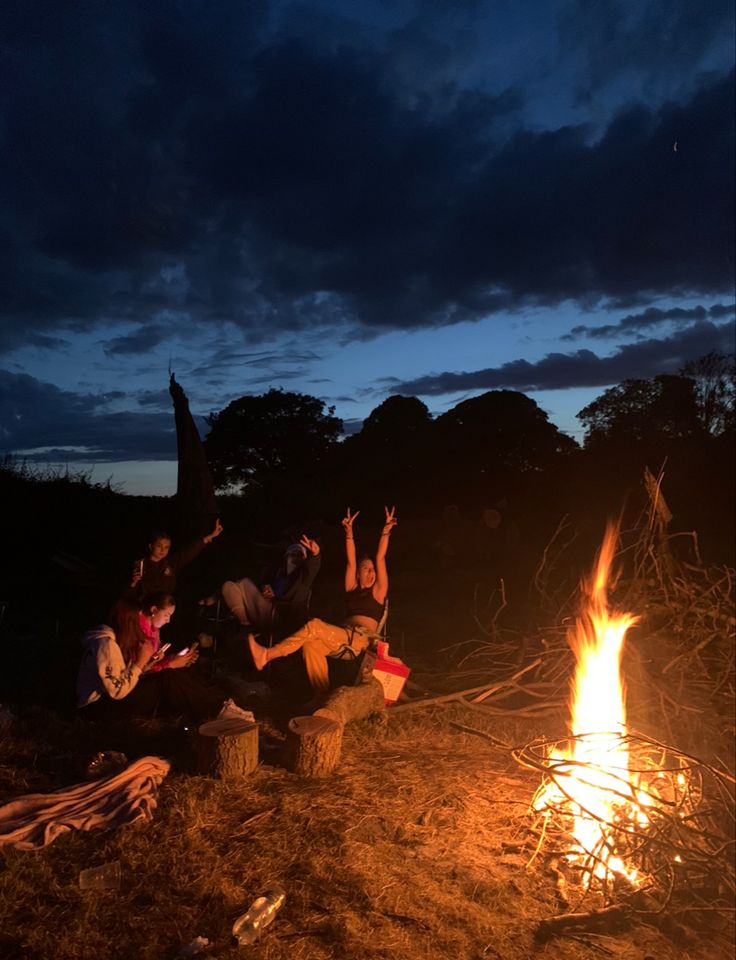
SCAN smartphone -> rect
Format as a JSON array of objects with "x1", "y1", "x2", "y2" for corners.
[
  {"x1": 176, "y1": 640, "x2": 199, "y2": 658},
  {"x1": 134, "y1": 559, "x2": 144, "y2": 577}
]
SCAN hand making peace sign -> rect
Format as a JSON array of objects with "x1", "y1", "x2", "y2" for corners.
[{"x1": 342, "y1": 507, "x2": 360, "y2": 535}]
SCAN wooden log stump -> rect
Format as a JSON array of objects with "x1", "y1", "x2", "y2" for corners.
[
  {"x1": 195, "y1": 718, "x2": 259, "y2": 780},
  {"x1": 282, "y1": 679, "x2": 386, "y2": 778},
  {"x1": 313, "y1": 677, "x2": 386, "y2": 727},
  {"x1": 283, "y1": 715, "x2": 343, "y2": 778}
]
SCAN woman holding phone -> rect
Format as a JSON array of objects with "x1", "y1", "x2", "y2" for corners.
[
  {"x1": 77, "y1": 593, "x2": 242, "y2": 723},
  {"x1": 137, "y1": 593, "x2": 199, "y2": 672}
]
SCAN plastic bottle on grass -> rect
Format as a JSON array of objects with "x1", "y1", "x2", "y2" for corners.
[
  {"x1": 78, "y1": 860, "x2": 121, "y2": 891},
  {"x1": 232, "y1": 886, "x2": 286, "y2": 946}
]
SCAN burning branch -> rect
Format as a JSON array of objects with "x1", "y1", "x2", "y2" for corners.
[
  {"x1": 513, "y1": 514, "x2": 735, "y2": 935},
  {"x1": 515, "y1": 732, "x2": 735, "y2": 913}
]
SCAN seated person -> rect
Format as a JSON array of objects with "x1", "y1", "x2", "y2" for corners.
[
  {"x1": 127, "y1": 519, "x2": 224, "y2": 600},
  {"x1": 248, "y1": 507, "x2": 395, "y2": 692},
  {"x1": 77, "y1": 593, "x2": 247, "y2": 723},
  {"x1": 216, "y1": 535, "x2": 321, "y2": 634}
]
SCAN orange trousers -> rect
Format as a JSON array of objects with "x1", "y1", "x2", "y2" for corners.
[{"x1": 269, "y1": 618, "x2": 369, "y2": 691}]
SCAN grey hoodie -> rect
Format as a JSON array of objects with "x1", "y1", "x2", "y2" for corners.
[{"x1": 76, "y1": 625, "x2": 144, "y2": 709}]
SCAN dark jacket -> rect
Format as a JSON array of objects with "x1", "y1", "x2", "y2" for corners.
[
  {"x1": 264, "y1": 553, "x2": 321, "y2": 604},
  {"x1": 127, "y1": 538, "x2": 206, "y2": 602}
]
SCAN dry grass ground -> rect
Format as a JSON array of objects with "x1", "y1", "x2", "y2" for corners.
[
  {"x1": 1, "y1": 493, "x2": 733, "y2": 959},
  {"x1": 1, "y1": 700, "x2": 733, "y2": 960}
]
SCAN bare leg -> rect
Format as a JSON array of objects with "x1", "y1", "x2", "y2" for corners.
[
  {"x1": 248, "y1": 633, "x2": 269, "y2": 671},
  {"x1": 222, "y1": 578, "x2": 273, "y2": 628}
]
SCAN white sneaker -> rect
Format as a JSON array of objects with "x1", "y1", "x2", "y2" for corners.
[{"x1": 217, "y1": 698, "x2": 255, "y2": 724}]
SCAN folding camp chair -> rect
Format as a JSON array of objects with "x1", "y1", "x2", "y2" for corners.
[
  {"x1": 196, "y1": 597, "x2": 235, "y2": 658},
  {"x1": 266, "y1": 593, "x2": 312, "y2": 646}
]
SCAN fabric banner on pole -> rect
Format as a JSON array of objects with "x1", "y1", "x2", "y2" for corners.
[{"x1": 169, "y1": 373, "x2": 219, "y2": 542}]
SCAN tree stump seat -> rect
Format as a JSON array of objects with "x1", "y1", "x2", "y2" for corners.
[
  {"x1": 195, "y1": 718, "x2": 259, "y2": 780},
  {"x1": 282, "y1": 678, "x2": 386, "y2": 778},
  {"x1": 282, "y1": 714, "x2": 343, "y2": 778}
]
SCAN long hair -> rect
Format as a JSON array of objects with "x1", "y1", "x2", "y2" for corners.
[
  {"x1": 140, "y1": 592, "x2": 176, "y2": 616},
  {"x1": 109, "y1": 599, "x2": 148, "y2": 664}
]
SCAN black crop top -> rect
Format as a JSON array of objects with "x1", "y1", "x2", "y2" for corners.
[{"x1": 344, "y1": 587, "x2": 385, "y2": 623}]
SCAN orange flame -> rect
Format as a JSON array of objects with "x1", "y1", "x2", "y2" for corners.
[{"x1": 535, "y1": 524, "x2": 643, "y2": 881}]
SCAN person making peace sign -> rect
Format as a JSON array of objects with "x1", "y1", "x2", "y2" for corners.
[{"x1": 248, "y1": 506, "x2": 396, "y2": 692}]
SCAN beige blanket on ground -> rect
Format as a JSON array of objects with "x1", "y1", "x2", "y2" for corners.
[{"x1": 0, "y1": 756, "x2": 171, "y2": 850}]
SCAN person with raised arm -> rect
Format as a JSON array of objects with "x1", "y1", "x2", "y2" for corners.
[
  {"x1": 216, "y1": 534, "x2": 321, "y2": 634},
  {"x1": 128, "y1": 519, "x2": 223, "y2": 600},
  {"x1": 247, "y1": 507, "x2": 396, "y2": 692}
]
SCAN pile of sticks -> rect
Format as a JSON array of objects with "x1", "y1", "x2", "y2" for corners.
[
  {"x1": 515, "y1": 731, "x2": 736, "y2": 915},
  {"x1": 436, "y1": 469, "x2": 735, "y2": 755},
  {"x1": 396, "y1": 469, "x2": 735, "y2": 940}
]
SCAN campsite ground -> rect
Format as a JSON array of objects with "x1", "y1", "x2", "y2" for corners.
[
  {"x1": 0, "y1": 463, "x2": 733, "y2": 959},
  {"x1": 0, "y1": 692, "x2": 733, "y2": 960}
]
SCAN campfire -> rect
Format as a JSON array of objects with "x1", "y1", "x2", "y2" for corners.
[{"x1": 513, "y1": 523, "x2": 735, "y2": 923}]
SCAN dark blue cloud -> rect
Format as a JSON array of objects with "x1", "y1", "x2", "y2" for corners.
[
  {"x1": 563, "y1": 303, "x2": 735, "y2": 340},
  {"x1": 389, "y1": 320, "x2": 735, "y2": 396},
  {"x1": 558, "y1": 0, "x2": 735, "y2": 103},
  {"x1": 0, "y1": 369, "x2": 177, "y2": 461},
  {"x1": 103, "y1": 326, "x2": 172, "y2": 356},
  {"x1": 0, "y1": 1, "x2": 732, "y2": 356}
]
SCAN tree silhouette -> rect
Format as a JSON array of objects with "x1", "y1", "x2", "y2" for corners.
[
  {"x1": 574, "y1": 361, "x2": 735, "y2": 559},
  {"x1": 680, "y1": 351, "x2": 735, "y2": 436},
  {"x1": 436, "y1": 390, "x2": 577, "y2": 472},
  {"x1": 359, "y1": 395, "x2": 432, "y2": 446},
  {"x1": 335, "y1": 395, "x2": 433, "y2": 505},
  {"x1": 170, "y1": 373, "x2": 219, "y2": 542},
  {"x1": 577, "y1": 374, "x2": 704, "y2": 447},
  {"x1": 204, "y1": 389, "x2": 342, "y2": 494}
]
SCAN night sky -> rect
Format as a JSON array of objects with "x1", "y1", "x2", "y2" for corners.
[{"x1": 1, "y1": 0, "x2": 734, "y2": 494}]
